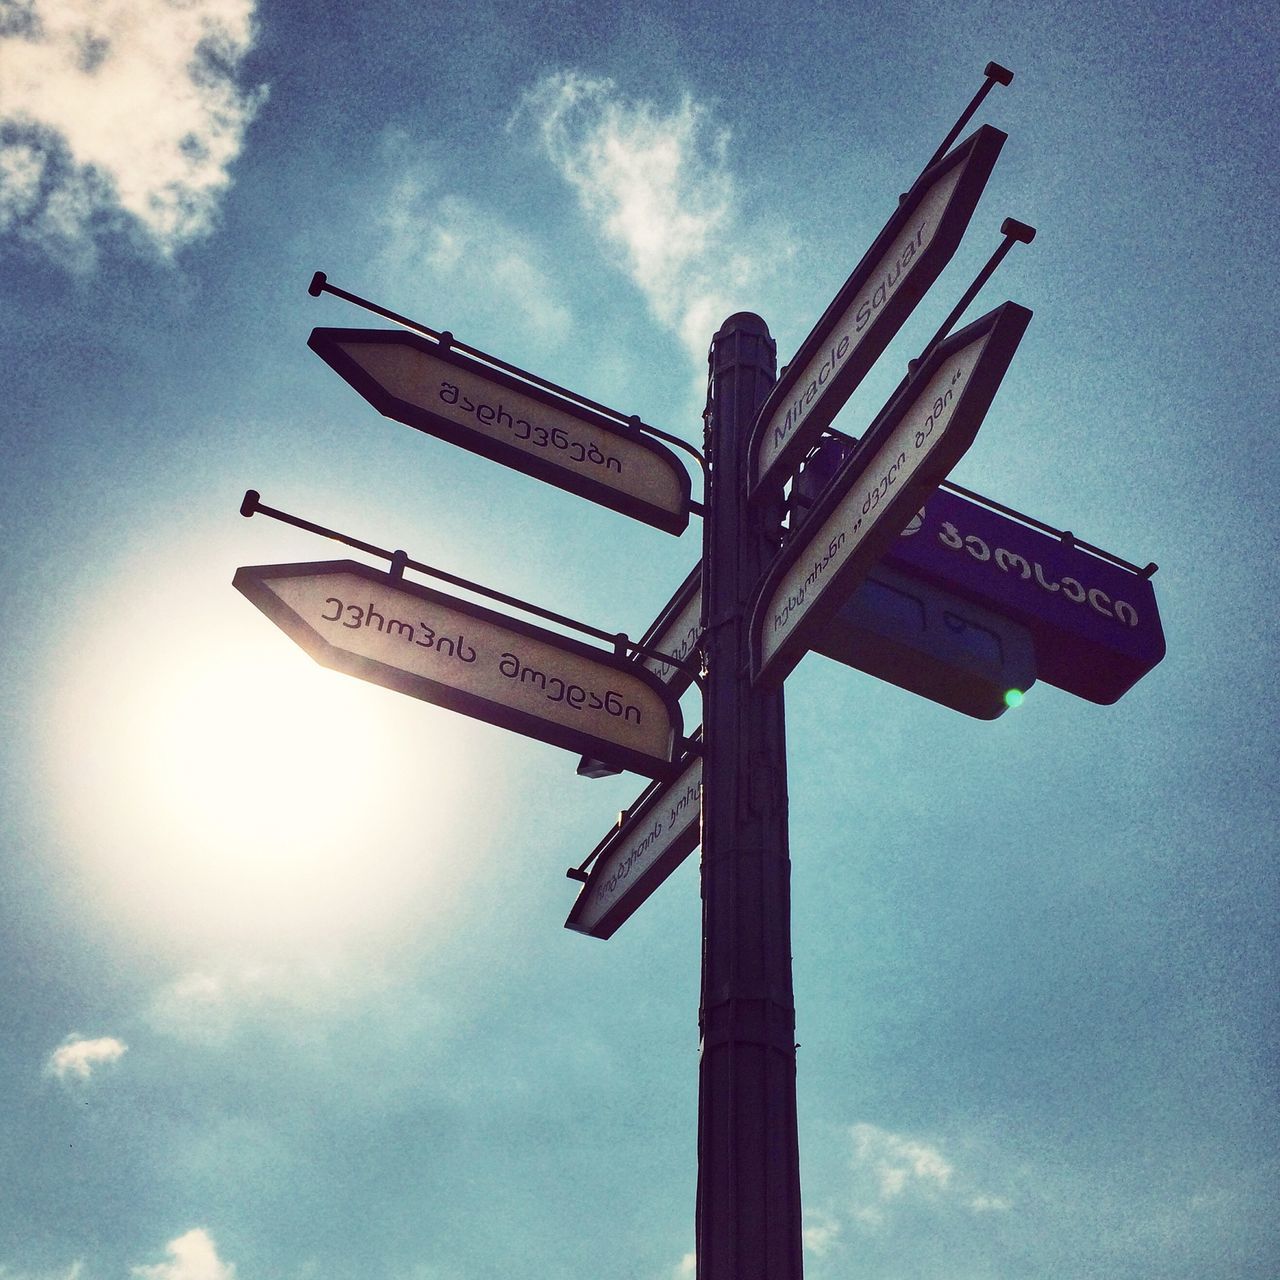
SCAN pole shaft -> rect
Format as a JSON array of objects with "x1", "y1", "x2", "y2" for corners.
[{"x1": 697, "y1": 314, "x2": 802, "y2": 1280}]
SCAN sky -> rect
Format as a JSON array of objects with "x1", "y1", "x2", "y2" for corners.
[{"x1": 1, "y1": 0, "x2": 1277, "y2": 1277}]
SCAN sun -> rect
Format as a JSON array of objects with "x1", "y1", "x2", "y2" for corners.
[{"x1": 41, "y1": 535, "x2": 485, "y2": 954}]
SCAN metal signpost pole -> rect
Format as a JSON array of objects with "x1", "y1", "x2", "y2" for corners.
[
  {"x1": 233, "y1": 72, "x2": 1168, "y2": 1279},
  {"x1": 697, "y1": 313, "x2": 803, "y2": 1279}
]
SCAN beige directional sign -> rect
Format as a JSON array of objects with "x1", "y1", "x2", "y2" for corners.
[
  {"x1": 749, "y1": 126, "x2": 1006, "y2": 497},
  {"x1": 309, "y1": 328, "x2": 692, "y2": 534},
  {"x1": 638, "y1": 564, "x2": 703, "y2": 695},
  {"x1": 234, "y1": 559, "x2": 682, "y2": 777},
  {"x1": 566, "y1": 749, "x2": 703, "y2": 939},
  {"x1": 752, "y1": 302, "x2": 1032, "y2": 686}
]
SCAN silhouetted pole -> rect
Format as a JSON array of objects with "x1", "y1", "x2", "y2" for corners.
[{"x1": 697, "y1": 313, "x2": 803, "y2": 1279}]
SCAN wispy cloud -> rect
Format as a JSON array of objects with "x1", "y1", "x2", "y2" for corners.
[
  {"x1": 0, "y1": 0, "x2": 266, "y2": 269},
  {"x1": 854, "y1": 1121, "x2": 953, "y2": 1203},
  {"x1": 146, "y1": 960, "x2": 382, "y2": 1047},
  {"x1": 376, "y1": 134, "x2": 572, "y2": 346},
  {"x1": 803, "y1": 1208, "x2": 842, "y2": 1257},
  {"x1": 130, "y1": 1228, "x2": 235, "y2": 1280},
  {"x1": 849, "y1": 1122, "x2": 1011, "y2": 1228},
  {"x1": 0, "y1": 1264, "x2": 84, "y2": 1280},
  {"x1": 514, "y1": 71, "x2": 792, "y2": 361},
  {"x1": 147, "y1": 971, "x2": 234, "y2": 1045},
  {"x1": 968, "y1": 1192, "x2": 1013, "y2": 1212},
  {"x1": 45, "y1": 1033, "x2": 127, "y2": 1081}
]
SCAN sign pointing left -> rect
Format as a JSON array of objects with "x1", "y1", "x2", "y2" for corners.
[
  {"x1": 309, "y1": 328, "x2": 692, "y2": 535},
  {"x1": 234, "y1": 559, "x2": 683, "y2": 778}
]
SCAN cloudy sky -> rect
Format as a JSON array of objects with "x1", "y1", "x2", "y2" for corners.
[{"x1": 1, "y1": 0, "x2": 1276, "y2": 1277}]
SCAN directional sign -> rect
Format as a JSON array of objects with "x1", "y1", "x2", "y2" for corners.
[
  {"x1": 309, "y1": 328, "x2": 692, "y2": 535},
  {"x1": 882, "y1": 489, "x2": 1164, "y2": 703},
  {"x1": 234, "y1": 559, "x2": 683, "y2": 777},
  {"x1": 749, "y1": 125, "x2": 1006, "y2": 497},
  {"x1": 812, "y1": 560, "x2": 1037, "y2": 719},
  {"x1": 795, "y1": 444, "x2": 1166, "y2": 704},
  {"x1": 751, "y1": 301, "x2": 1032, "y2": 686},
  {"x1": 637, "y1": 564, "x2": 703, "y2": 695},
  {"x1": 566, "y1": 749, "x2": 703, "y2": 939}
]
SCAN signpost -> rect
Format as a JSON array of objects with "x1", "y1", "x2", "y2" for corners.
[
  {"x1": 565, "y1": 749, "x2": 703, "y2": 939},
  {"x1": 309, "y1": 327, "x2": 693, "y2": 534},
  {"x1": 235, "y1": 61, "x2": 1168, "y2": 1280},
  {"x1": 752, "y1": 301, "x2": 1032, "y2": 686},
  {"x1": 233, "y1": 558, "x2": 683, "y2": 778},
  {"x1": 749, "y1": 125, "x2": 1006, "y2": 497}
]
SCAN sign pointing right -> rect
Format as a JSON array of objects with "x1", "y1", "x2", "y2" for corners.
[
  {"x1": 751, "y1": 301, "x2": 1032, "y2": 687},
  {"x1": 749, "y1": 125, "x2": 1006, "y2": 498}
]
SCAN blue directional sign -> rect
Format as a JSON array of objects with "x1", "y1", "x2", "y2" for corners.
[
  {"x1": 795, "y1": 443, "x2": 1165, "y2": 704},
  {"x1": 810, "y1": 560, "x2": 1036, "y2": 718},
  {"x1": 883, "y1": 488, "x2": 1164, "y2": 703}
]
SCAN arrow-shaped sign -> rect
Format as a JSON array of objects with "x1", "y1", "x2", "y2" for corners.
[
  {"x1": 751, "y1": 301, "x2": 1032, "y2": 686},
  {"x1": 234, "y1": 559, "x2": 683, "y2": 778},
  {"x1": 566, "y1": 748, "x2": 703, "y2": 939},
  {"x1": 636, "y1": 564, "x2": 703, "y2": 695},
  {"x1": 749, "y1": 125, "x2": 1006, "y2": 498},
  {"x1": 791, "y1": 441, "x2": 1166, "y2": 704},
  {"x1": 309, "y1": 328, "x2": 693, "y2": 535}
]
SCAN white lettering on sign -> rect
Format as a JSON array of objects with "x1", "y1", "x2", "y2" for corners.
[
  {"x1": 754, "y1": 164, "x2": 965, "y2": 487},
  {"x1": 933, "y1": 522, "x2": 1143, "y2": 627},
  {"x1": 571, "y1": 755, "x2": 703, "y2": 935},
  {"x1": 270, "y1": 571, "x2": 674, "y2": 762},
  {"x1": 333, "y1": 339, "x2": 685, "y2": 514},
  {"x1": 758, "y1": 330, "x2": 988, "y2": 674}
]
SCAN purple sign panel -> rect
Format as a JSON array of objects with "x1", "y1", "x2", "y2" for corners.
[{"x1": 880, "y1": 489, "x2": 1164, "y2": 703}]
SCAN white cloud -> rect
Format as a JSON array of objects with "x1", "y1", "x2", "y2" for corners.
[
  {"x1": 147, "y1": 971, "x2": 234, "y2": 1044},
  {"x1": 146, "y1": 960, "x2": 380, "y2": 1046},
  {"x1": 0, "y1": 1264, "x2": 84, "y2": 1280},
  {"x1": 131, "y1": 1228, "x2": 235, "y2": 1280},
  {"x1": 802, "y1": 1209, "x2": 841, "y2": 1257},
  {"x1": 968, "y1": 1193, "x2": 1012, "y2": 1213},
  {"x1": 46, "y1": 1033, "x2": 127, "y2": 1081},
  {"x1": 0, "y1": 0, "x2": 266, "y2": 268},
  {"x1": 847, "y1": 1122, "x2": 1013, "y2": 1229},
  {"x1": 853, "y1": 1121, "x2": 953, "y2": 1201},
  {"x1": 376, "y1": 141, "x2": 572, "y2": 345},
  {"x1": 672, "y1": 1253, "x2": 695, "y2": 1279},
  {"x1": 514, "y1": 71, "x2": 792, "y2": 360}
]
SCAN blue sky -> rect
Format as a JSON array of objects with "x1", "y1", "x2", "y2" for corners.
[{"x1": 1, "y1": 0, "x2": 1276, "y2": 1277}]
